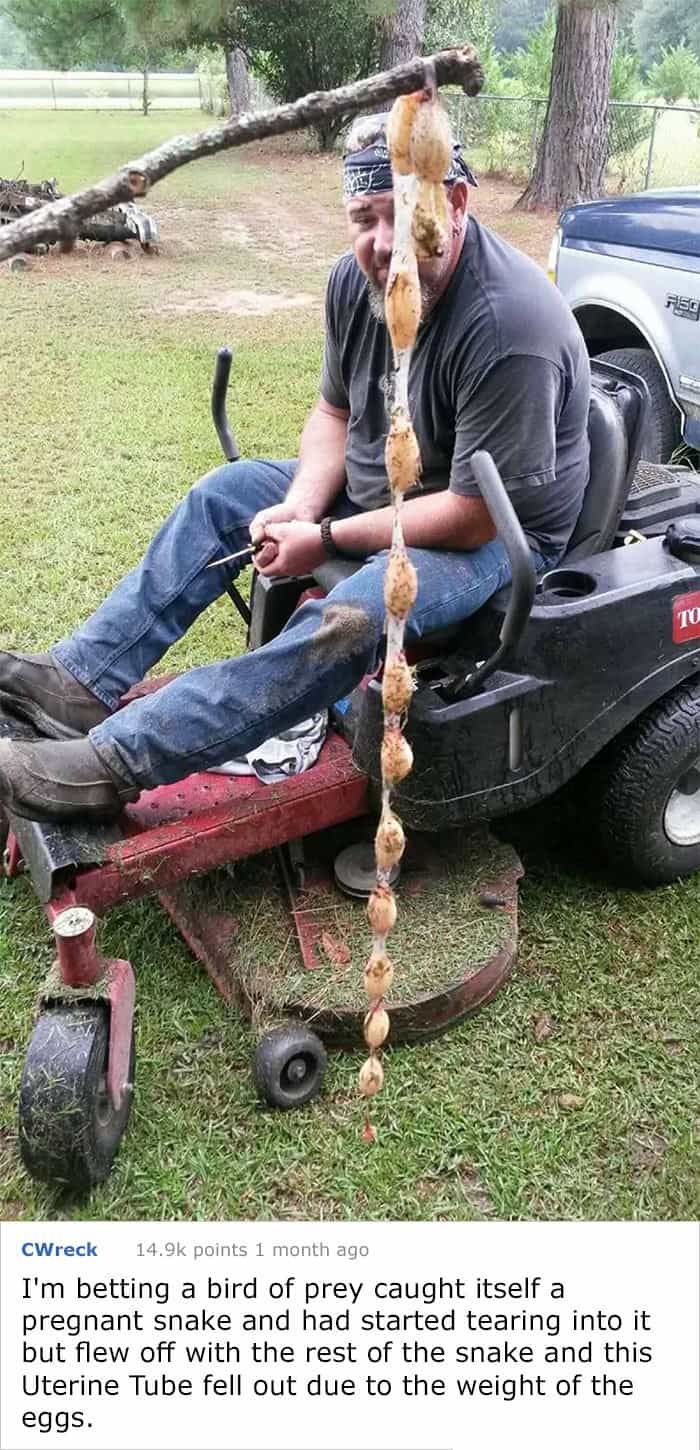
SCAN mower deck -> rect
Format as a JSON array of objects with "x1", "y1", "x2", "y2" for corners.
[
  {"x1": 0, "y1": 709, "x2": 369, "y2": 908},
  {"x1": 160, "y1": 824, "x2": 522, "y2": 1047}
]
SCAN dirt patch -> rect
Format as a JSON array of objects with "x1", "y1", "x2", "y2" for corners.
[
  {"x1": 457, "y1": 1165, "x2": 496, "y2": 1217},
  {"x1": 162, "y1": 288, "x2": 314, "y2": 317},
  {"x1": 416, "y1": 1162, "x2": 496, "y2": 1218},
  {"x1": 155, "y1": 171, "x2": 345, "y2": 270},
  {"x1": 1, "y1": 1200, "x2": 25, "y2": 1219},
  {"x1": 266, "y1": 1189, "x2": 344, "y2": 1220},
  {"x1": 220, "y1": 218, "x2": 256, "y2": 248},
  {"x1": 243, "y1": 188, "x2": 346, "y2": 260},
  {"x1": 532, "y1": 1012, "x2": 555, "y2": 1043},
  {"x1": 630, "y1": 1130, "x2": 668, "y2": 1172}
]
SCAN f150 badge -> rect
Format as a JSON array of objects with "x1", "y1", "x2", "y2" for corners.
[
  {"x1": 666, "y1": 293, "x2": 700, "y2": 321},
  {"x1": 673, "y1": 591, "x2": 700, "y2": 642}
]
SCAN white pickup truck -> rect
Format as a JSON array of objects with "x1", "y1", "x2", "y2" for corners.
[{"x1": 548, "y1": 188, "x2": 700, "y2": 462}]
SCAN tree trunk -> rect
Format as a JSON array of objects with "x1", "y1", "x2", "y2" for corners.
[
  {"x1": 225, "y1": 46, "x2": 250, "y2": 115},
  {"x1": 141, "y1": 65, "x2": 150, "y2": 117},
  {"x1": 378, "y1": 0, "x2": 426, "y2": 69},
  {"x1": 312, "y1": 117, "x2": 344, "y2": 150},
  {"x1": 517, "y1": 0, "x2": 617, "y2": 211}
]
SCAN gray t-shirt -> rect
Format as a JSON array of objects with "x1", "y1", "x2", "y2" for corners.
[{"x1": 321, "y1": 216, "x2": 591, "y2": 560}]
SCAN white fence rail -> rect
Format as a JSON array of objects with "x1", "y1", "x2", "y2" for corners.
[{"x1": 0, "y1": 68, "x2": 200, "y2": 109}]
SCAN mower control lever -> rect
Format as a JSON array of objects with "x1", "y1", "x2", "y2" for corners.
[
  {"x1": 444, "y1": 450, "x2": 536, "y2": 699},
  {"x1": 210, "y1": 347, "x2": 250, "y2": 628},
  {"x1": 212, "y1": 347, "x2": 240, "y2": 463}
]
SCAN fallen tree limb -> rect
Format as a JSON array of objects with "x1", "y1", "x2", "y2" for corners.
[{"x1": 0, "y1": 46, "x2": 482, "y2": 263}]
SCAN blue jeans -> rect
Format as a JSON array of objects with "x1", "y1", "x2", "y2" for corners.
[{"x1": 53, "y1": 459, "x2": 552, "y2": 790}]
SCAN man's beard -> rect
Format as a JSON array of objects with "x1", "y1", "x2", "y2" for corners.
[
  {"x1": 366, "y1": 278, "x2": 387, "y2": 322},
  {"x1": 366, "y1": 272, "x2": 446, "y2": 325}
]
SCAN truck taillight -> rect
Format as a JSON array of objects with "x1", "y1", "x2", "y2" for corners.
[{"x1": 546, "y1": 228, "x2": 561, "y2": 284}]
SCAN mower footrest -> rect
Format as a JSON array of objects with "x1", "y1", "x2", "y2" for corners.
[{"x1": 45, "y1": 733, "x2": 370, "y2": 915}]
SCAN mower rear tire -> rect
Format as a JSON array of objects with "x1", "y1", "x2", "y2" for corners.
[
  {"x1": 592, "y1": 681, "x2": 700, "y2": 885},
  {"x1": 18, "y1": 1004, "x2": 134, "y2": 1190},
  {"x1": 596, "y1": 347, "x2": 680, "y2": 463},
  {"x1": 253, "y1": 1024, "x2": 327, "y2": 1109}
]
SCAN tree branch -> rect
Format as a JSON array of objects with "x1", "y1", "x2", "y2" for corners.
[{"x1": 0, "y1": 45, "x2": 483, "y2": 261}]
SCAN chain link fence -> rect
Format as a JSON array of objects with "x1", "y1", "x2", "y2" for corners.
[{"x1": 444, "y1": 91, "x2": 700, "y2": 192}]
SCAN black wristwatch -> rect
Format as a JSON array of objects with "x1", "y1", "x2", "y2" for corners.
[{"x1": 320, "y1": 517, "x2": 340, "y2": 558}]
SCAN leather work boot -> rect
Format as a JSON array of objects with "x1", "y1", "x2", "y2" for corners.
[
  {"x1": 0, "y1": 737, "x2": 140, "y2": 824},
  {"x1": 0, "y1": 651, "x2": 110, "y2": 741}
]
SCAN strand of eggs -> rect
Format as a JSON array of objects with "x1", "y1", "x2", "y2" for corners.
[{"x1": 359, "y1": 89, "x2": 453, "y2": 1111}]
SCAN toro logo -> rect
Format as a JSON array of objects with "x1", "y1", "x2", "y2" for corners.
[{"x1": 673, "y1": 591, "x2": 700, "y2": 643}]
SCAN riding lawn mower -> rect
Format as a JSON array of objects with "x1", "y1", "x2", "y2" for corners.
[{"x1": 3, "y1": 348, "x2": 700, "y2": 1192}]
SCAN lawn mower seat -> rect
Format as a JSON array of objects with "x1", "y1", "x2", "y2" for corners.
[
  {"x1": 312, "y1": 558, "x2": 362, "y2": 592},
  {"x1": 561, "y1": 358, "x2": 648, "y2": 562}
]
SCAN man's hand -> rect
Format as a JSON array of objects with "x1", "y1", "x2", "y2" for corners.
[
  {"x1": 249, "y1": 499, "x2": 317, "y2": 544},
  {"x1": 254, "y1": 521, "x2": 326, "y2": 578}
]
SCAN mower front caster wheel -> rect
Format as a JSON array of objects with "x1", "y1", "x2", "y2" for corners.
[
  {"x1": 253, "y1": 1025, "x2": 327, "y2": 1109},
  {"x1": 18, "y1": 1004, "x2": 135, "y2": 1190}
]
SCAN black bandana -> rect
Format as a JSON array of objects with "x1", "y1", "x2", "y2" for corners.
[{"x1": 342, "y1": 113, "x2": 477, "y2": 198}]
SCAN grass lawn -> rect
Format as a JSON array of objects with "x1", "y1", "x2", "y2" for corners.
[{"x1": 1, "y1": 110, "x2": 698, "y2": 1223}]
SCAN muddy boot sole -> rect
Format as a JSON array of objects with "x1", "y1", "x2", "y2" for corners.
[
  {"x1": 0, "y1": 737, "x2": 138, "y2": 824},
  {"x1": 0, "y1": 688, "x2": 89, "y2": 742}
]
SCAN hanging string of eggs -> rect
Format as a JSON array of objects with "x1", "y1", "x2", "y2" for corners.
[{"x1": 359, "y1": 82, "x2": 453, "y2": 1125}]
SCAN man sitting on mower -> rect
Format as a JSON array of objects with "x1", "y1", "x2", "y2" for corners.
[{"x1": 0, "y1": 116, "x2": 591, "y2": 825}]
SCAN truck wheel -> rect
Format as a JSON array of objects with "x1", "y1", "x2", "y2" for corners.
[
  {"x1": 596, "y1": 347, "x2": 680, "y2": 463},
  {"x1": 592, "y1": 681, "x2": 700, "y2": 885}
]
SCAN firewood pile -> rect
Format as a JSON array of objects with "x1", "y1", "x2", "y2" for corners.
[
  {"x1": 0, "y1": 175, "x2": 158, "y2": 253},
  {"x1": 0, "y1": 177, "x2": 59, "y2": 214}
]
